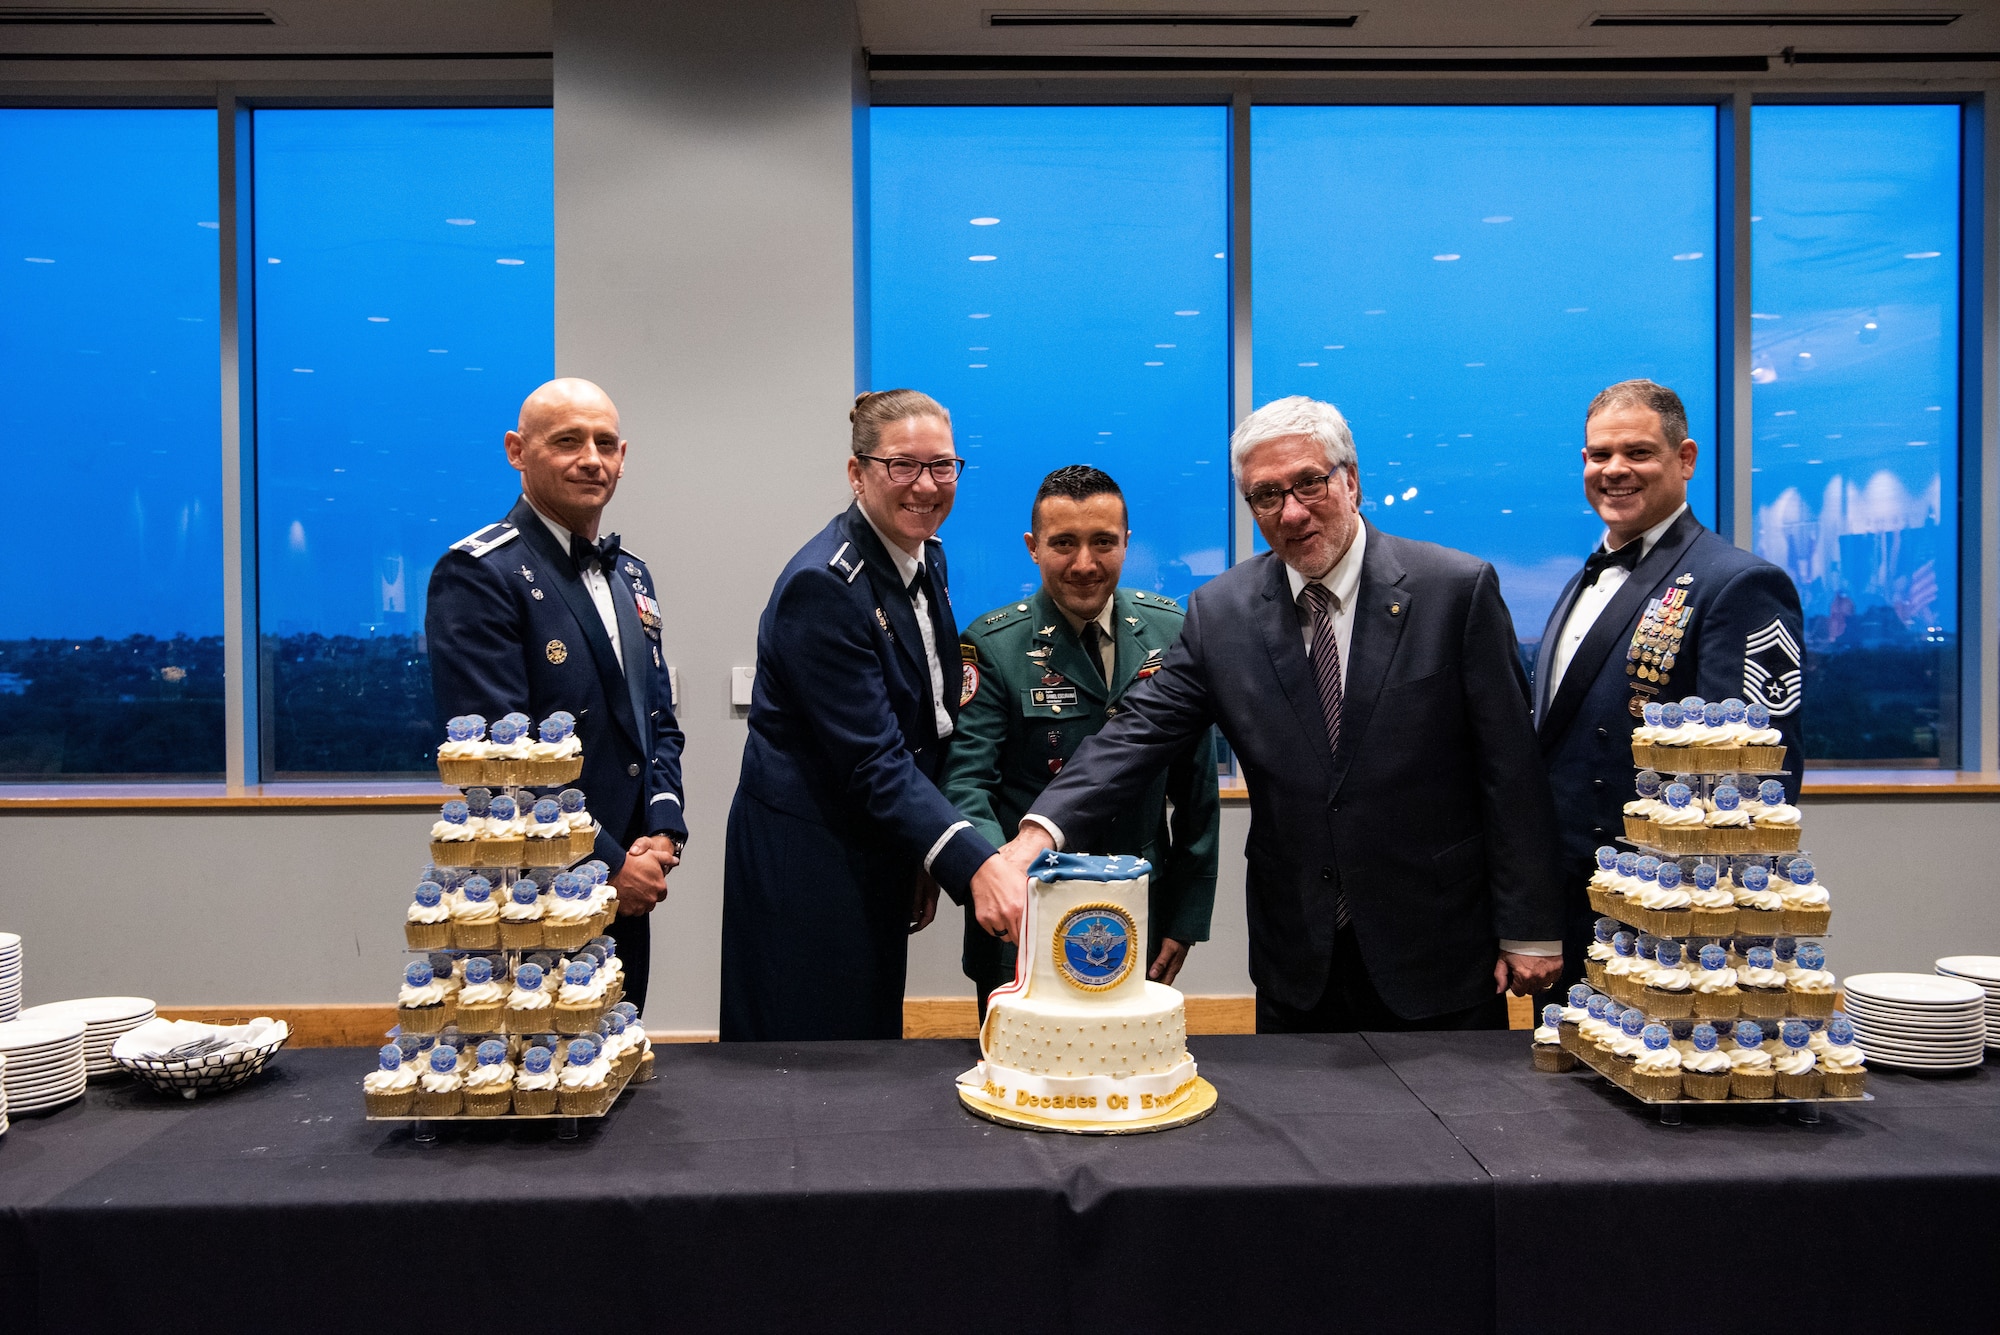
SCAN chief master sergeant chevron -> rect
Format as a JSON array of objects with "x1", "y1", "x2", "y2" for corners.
[
  {"x1": 941, "y1": 466, "x2": 1219, "y2": 1019},
  {"x1": 425, "y1": 377, "x2": 687, "y2": 1014}
]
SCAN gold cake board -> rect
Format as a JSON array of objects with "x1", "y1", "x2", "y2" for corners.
[{"x1": 958, "y1": 1076, "x2": 1218, "y2": 1135}]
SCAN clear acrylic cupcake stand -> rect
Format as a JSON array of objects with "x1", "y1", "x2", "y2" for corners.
[
  {"x1": 368, "y1": 718, "x2": 650, "y2": 1142},
  {"x1": 1548, "y1": 707, "x2": 1869, "y2": 1126}
]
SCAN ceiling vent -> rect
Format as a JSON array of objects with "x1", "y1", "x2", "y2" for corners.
[
  {"x1": 987, "y1": 10, "x2": 1360, "y2": 27},
  {"x1": 1590, "y1": 9, "x2": 1956, "y2": 25},
  {"x1": 0, "y1": 6, "x2": 277, "y2": 23}
]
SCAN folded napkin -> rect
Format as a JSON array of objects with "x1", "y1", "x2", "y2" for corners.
[{"x1": 111, "y1": 1017, "x2": 289, "y2": 1064}]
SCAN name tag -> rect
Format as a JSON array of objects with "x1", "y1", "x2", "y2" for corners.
[{"x1": 1030, "y1": 686, "x2": 1079, "y2": 708}]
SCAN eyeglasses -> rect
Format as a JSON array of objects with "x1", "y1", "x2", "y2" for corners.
[
  {"x1": 1244, "y1": 472, "x2": 1333, "y2": 516},
  {"x1": 857, "y1": 454, "x2": 966, "y2": 485}
]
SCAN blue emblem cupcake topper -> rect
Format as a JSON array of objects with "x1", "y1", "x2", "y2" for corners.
[
  {"x1": 428, "y1": 1045, "x2": 457, "y2": 1073},
  {"x1": 1612, "y1": 932, "x2": 1635, "y2": 958},
  {"x1": 1541, "y1": 1004, "x2": 1562, "y2": 1030},
  {"x1": 1656, "y1": 940, "x2": 1683, "y2": 968},
  {"x1": 404, "y1": 960, "x2": 432, "y2": 987},
  {"x1": 554, "y1": 874, "x2": 582, "y2": 901},
  {"x1": 600, "y1": 1012, "x2": 627, "y2": 1036},
  {"x1": 537, "y1": 715, "x2": 570, "y2": 742},
  {"x1": 446, "y1": 716, "x2": 474, "y2": 742},
  {"x1": 1596, "y1": 845, "x2": 1619, "y2": 870},
  {"x1": 1692, "y1": 1023, "x2": 1719, "y2": 1051},
  {"x1": 477, "y1": 1039, "x2": 506, "y2": 1065},
  {"x1": 1586, "y1": 995, "x2": 1611, "y2": 1020},
  {"x1": 501, "y1": 710, "x2": 529, "y2": 730},
  {"x1": 512, "y1": 880, "x2": 539, "y2": 905},
  {"x1": 1635, "y1": 933, "x2": 1658, "y2": 960},
  {"x1": 1680, "y1": 695, "x2": 1706, "y2": 713},
  {"x1": 464, "y1": 714, "x2": 487, "y2": 739},
  {"x1": 551, "y1": 710, "x2": 575, "y2": 728},
  {"x1": 533, "y1": 798, "x2": 560, "y2": 824},
  {"x1": 1798, "y1": 942, "x2": 1825, "y2": 971},
  {"x1": 564, "y1": 960, "x2": 594, "y2": 986},
  {"x1": 414, "y1": 881, "x2": 443, "y2": 907},
  {"x1": 567, "y1": 1035, "x2": 600, "y2": 1065},
  {"x1": 1743, "y1": 864, "x2": 1770, "y2": 892},
  {"x1": 396, "y1": 1033, "x2": 424, "y2": 1060},
  {"x1": 1773, "y1": 936, "x2": 1796, "y2": 962},
  {"x1": 489, "y1": 794, "x2": 517, "y2": 822},
  {"x1": 1637, "y1": 855, "x2": 1660, "y2": 882},
  {"x1": 1827, "y1": 1014, "x2": 1855, "y2": 1045},
  {"x1": 515, "y1": 962, "x2": 544, "y2": 990},
  {"x1": 1619, "y1": 1008, "x2": 1646, "y2": 1036},
  {"x1": 1634, "y1": 769, "x2": 1662, "y2": 796},
  {"x1": 1747, "y1": 702, "x2": 1770, "y2": 729},
  {"x1": 1642, "y1": 702, "x2": 1663, "y2": 726},
  {"x1": 1661, "y1": 703, "x2": 1684, "y2": 729},
  {"x1": 1616, "y1": 852, "x2": 1640, "y2": 876},
  {"x1": 1713, "y1": 784, "x2": 1740, "y2": 811},
  {"x1": 1699, "y1": 944, "x2": 1726, "y2": 971},
  {"x1": 1780, "y1": 1019, "x2": 1810, "y2": 1050},
  {"x1": 463, "y1": 878, "x2": 492, "y2": 904},
  {"x1": 1642, "y1": 1023, "x2": 1669, "y2": 1050},
  {"x1": 465, "y1": 787, "x2": 493, "y2": 816},
  {"x1": 1758, "y1": 778, "x2": 1785, "y2": 805},
  {"x1": 592, "y1": 936, "x2": 618, "y2": 959},
  {"x1": 1722, "y1": 697, "x2": 1747, "y2": 724},
  {"x1": 1703, "y1": 701, "x2": 1725, "y2": 726},
  {"x1": 377, "y1": 1043, "x2": 401, "y2": 1071},
  {"x1": 612, "y1": 1001, "x2": 638, "y2": 1021},
  {"x1": 1594, "y1": 919, "x2": 1615, "y2": 944},
  {"x1": 1787, "y1": 858, "x2": 1816, "y2": 886},
  {"x1": 1664, "y1": 782, "x2": 1692, "y2": 809},
  {"x1": 558, "y1": 788, "x2": 586, "y2": 813},
  {"x1": 1657, "y1": 862, "x2": 1682, "y2": 889},
  {"x1": 1747, "y1": 946, "x2": 1774, "y2": 970},
  {"x1": 1693, "y1": 862, "x2": 1718, "y2": 889},
  {"x1": 441, "y1": 800, "x2": 468, "y2": 825},
  {"x1": 1734, "y1": 1019, "x2": 1764, "y2": 1048},
  {"x1": 523, "y1": 1045, "x2": 552, "y2": 1074},
  {"x1": 490, "y1": 717, "x2": 522, "y2": 746},
  {"x1": 463, "y1": 957, "x2": 492, "y2": 984}
]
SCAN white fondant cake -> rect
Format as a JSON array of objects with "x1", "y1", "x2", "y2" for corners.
[{"x1": 956, "y1": 852, "x2": 1200, "y2": 1125}]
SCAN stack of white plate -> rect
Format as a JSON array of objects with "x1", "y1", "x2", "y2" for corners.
[
  {"x1": 17, "y1": 997, "x2": 157, "y2": 1077},
  {"x1": 0, "y1": 1053, "x2": 10, "y2": 1136},
  {"x1": 0, "y1": 1017, "x2": 87, "y2": 1113},
  {"x1": 1934, "y1": 956, "x2": 2000, "y2": 1049},
  {"x1": 1842, "y1": 972, "x2": 1988, "y2": 1071},
  {"x1": 0, "y1": 933, "x2": 20, "y2": 1022}
]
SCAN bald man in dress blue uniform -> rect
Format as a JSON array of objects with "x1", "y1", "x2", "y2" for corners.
[{"x1": 426, "y1": 378, "x2": 687, "y2": 1013}]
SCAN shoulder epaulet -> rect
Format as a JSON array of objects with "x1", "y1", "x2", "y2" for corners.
[
  {"x1": 1132, "y1": 590, "x2": 1182, "y2": 613},
  {"x1": 970, "y1": 601, "x2": 1034, "y2": 634},
  {"x1": 827, "y1": 541, "x2": 865, "y2": 585},
  {"x1": 450, "y1": 522, "x2": 520, "y2": 558}
]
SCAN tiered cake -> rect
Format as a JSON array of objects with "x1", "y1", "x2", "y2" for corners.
[
  {"x1": 956, "y1": 852, "x2": 1215, "y2": 1133},
  {"x1": 1532, "y1": 696, "x2": 1869, "y2": 1106},
  {"x1": 362, "y1": 711, "x2": 653, "y2": 1123}
]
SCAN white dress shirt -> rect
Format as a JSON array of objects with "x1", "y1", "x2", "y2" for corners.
[
  {"x1": 1545, "y1": 503, "x2": 1688, "y2": 699},
  {"x1": 862, "y1": 511, "x2": 953, "y2": 743},
  {"x1": 530, "y1": 503, "x2": 623, "y2": 667},
  {"x1": 1286, "y1": 520, "x2": 1366, "y2": 681}
]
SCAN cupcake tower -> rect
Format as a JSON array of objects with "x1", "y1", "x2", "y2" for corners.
[
  {"x1": 1531, "y1": 693, "x2": 1868, "y2": 1106},
  {"x1": 363, "y1": 713, "x2": 652, "y2": 1123}
]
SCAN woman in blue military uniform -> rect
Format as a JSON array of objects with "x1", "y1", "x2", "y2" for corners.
[{"x1": 720, "y1": 390, "x2": 1022, "y2": 1041}]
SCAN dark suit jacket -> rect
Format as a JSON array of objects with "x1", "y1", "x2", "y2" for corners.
[
  {"x1": 720, "y1": 504, "x2": 1000, "y2": 1041},
  {"x1": 1535, "y1": 509, "x2": 1805, "y2": 967},
  {"x1": 425, "y1": 494, "x2": 689, "y2": 860},
  {"x1": 1028, "y1": 522, "x2": 1565, "y2": 1019}
]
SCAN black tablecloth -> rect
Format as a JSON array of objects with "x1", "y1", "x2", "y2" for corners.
[{"x1": 1, "y1": 1034, "x2": 1993, "y2": 1334}]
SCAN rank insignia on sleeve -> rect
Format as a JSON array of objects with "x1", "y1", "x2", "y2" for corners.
[
  {"x1": 960, "y1": 642, "x2": 978, "y2": 663},
  {"x1": 1743, "y1": 617, "x2": 1803, "y2": 717},
  {"x1": 984, "y1": 612, "x2": 1008, "y2": 625},
  {"x1": 546, "y1": 640, "x2": 568, "y2": 665}
]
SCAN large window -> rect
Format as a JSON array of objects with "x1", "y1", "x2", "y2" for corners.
[
  {"x1": 0, "y1": 110, "x2": 223, "y2": 779},
  {"x1": 1750, "y1": 105, "x2": 1961, "y2": 765},
  {"x1": 1252, "y1": 105, "x2": 1718, "y2": 652},
  {"x1": 253, "y1": 109, "x2": 554, "y2": 776},
  {"x1": 869, "y1": 106, "x2": 1231, "y2": 624}
]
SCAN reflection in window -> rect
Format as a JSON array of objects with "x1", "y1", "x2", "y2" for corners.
[
  {"x1": 1751, "y1": 106, "x2": 1959, "y2": 765},
  {"x1": 0, "y1": 110, "x2": 222, "y2": 778},
  {"x1": 869, "y1": 106, "x2": 1231, "y2": 625},
  {"x1": 1252, "y1": 106, "x2": 1717, "y2": 657},
  {"x1": 254, "y1": 109, "x2": 553, "y2": 776}
]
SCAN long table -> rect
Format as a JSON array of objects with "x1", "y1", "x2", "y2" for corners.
[{"x1": 2, "y1": 1033, "x2": 1994, "y2": 1334}]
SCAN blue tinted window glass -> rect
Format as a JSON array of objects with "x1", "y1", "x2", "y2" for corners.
[
  {"x1": 0, "y1": 110, "x2": 222, "y2": 778},
  {"x1": 253, "y1": 109, "x2": 553, "y2": 776},
  {"x1": 1252, "y1": 106, "x2": 1717, "y2": 654},
  {"x1": 869, "y1": 106, "x2": 1231, "y2": 624},
  {"x1": 1751, "y1": 106, "x2": 1959, "y2": 765}
]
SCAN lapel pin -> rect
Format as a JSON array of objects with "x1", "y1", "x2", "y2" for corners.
[
  {"x1": 518, "y1": 565, "x2": 534, "y2": 583},
  {"x1": 1037, "y1": 626, "x2": 1055, "y2": 638},
  {"x1": 1125, "y1": 616, "x2": 1139, "y2": 627},
  {"x1": 531, "y1": 588, "x2": 544, "y2": 601},
  {"x1": 1677, "y1": 573, "x2": 1694, "y2": 586},
  {"x1": 1388, "y1": 602, "x2": 1402, "y2": 617}
]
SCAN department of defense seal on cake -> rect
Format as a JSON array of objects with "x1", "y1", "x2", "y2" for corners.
[{"x1": 955, "y1": 851, "x2": 1217, "y2": 1133}]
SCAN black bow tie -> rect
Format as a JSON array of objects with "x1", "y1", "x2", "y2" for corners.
[
  {"x1": 1582, "y1": 539, "x2": 1642, "y2": 586},
  {"x1": 570, "y1": 532, "x2": 622, "y2": 579}
]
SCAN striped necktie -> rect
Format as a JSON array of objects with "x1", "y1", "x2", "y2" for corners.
[{"x1": 1299, "y1": 580, "x2": 1351, "y2": 928}]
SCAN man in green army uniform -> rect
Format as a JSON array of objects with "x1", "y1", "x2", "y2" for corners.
[{"x1": 942, "y1": 465, "x2": 1220, "y2": 1018}]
